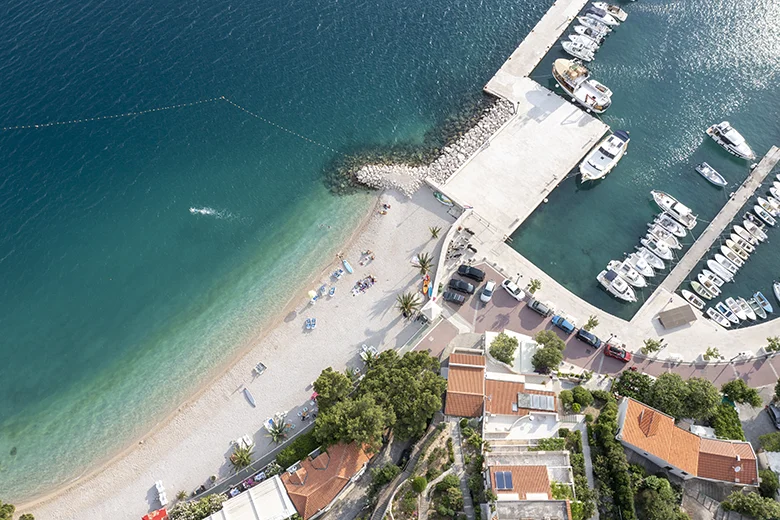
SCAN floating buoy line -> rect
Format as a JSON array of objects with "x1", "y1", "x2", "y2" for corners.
[{"x1": 0, "y1": 95, "x2": 342, "y2": 155}]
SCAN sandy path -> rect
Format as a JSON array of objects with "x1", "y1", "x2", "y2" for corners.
[{"x1": 25, "y1": 188, "x2": 455, "y2": 520}]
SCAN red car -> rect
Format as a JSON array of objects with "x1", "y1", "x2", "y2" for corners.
[{"x1": 604, "y1": 343, "x2": 631, "y2": 362}]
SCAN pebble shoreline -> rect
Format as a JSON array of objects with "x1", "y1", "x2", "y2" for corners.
[{"x1": 354, "y1": 98, "x2": 515, "y2": 197}]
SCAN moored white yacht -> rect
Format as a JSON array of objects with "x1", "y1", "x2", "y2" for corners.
[
  {"x1": 654, "y1": 212, "x2": 687, "y2": 238},
  {"x1": 607, "y1": 259, "x2": 647, "y2": 288},
  {"x1": 715, "y1": 253, "x2": 739, "y2": 274},
  {"x1": 625, "y1": 252, "x2": 655, "y2": 278},
  {"x1": 743, "y1": 218, "x2": 767, "y2": 242},
  {"x1": 701, "y1": 269, "x2": 725, "y2": 287},
  {"x1": 561, "y1": 40, "x2": 595, "y2": 62},
  {"x1": 651, "y1": 191, "x2": 697, "y2": 230},
  {"x1": 573, "y1": 25, "x2": 607, "y2": 44},
  {"x1": 553, "y1": 59, "x2": 613, "y2": 114},
  {"x1": 592, "y1": 2, "x2": 628, "y2": 22},
  {"x1": 705, "y1": 121, "x2": 756, "y2": 160},
  {"x1": 585, "y1": 7, "x2": 620, "y2": 26},
  {"x1": 734, "y1": 225, "x2": 758, "y2": 245},
  {"x1": 640, "y1": 235, "x2": 673, "y2": 261},
  {"x1": 597, "y1": 269, "x2": 637, "y2": 302},
  {"x1": 636, "y1": 247, "x2": 665, "y2": 270},
  {"x1": 577, "y1": 16, "x2": 613, "y2": 34},
  {"x1": 729, "y1": 233, "x2": 755, "y2": 253},
  {"x1": 697, "y1": 273, "x2": 721, "y2": 297},
  {"x1": 647, "y1": 223, "x2": 681, "y2": 250},
  {"x1": 720, "y1": 245, "x2": 744, "y2": 268},
  {"x1": 681, "y1": 289, "x2": 705, "y2": 310},
  {"x1": 579, "y1": 130, "x2": 630, "y2": 181},
  {"x1": 568, "y1": 34, "x2": 600, "y2": 52},
  {"x1": 707, "y1": 259, "x2": 733, "y2": 283}
]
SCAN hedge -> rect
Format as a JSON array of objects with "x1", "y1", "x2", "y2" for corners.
[
  {"x1": 711, "y1": 403, "x2": 745, "y2": 441},
  {"x1": 276, "y1": 431, "x2": 320, "y2": 469}
]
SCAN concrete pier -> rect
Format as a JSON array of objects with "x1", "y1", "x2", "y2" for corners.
[
  {"x1": 658, "y1": 146, "x2": 780, "y2": 294},
  {"x1": 484, "y1": 0, "x2": 590, "y2": 100}
]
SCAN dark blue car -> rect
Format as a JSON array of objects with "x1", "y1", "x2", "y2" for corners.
[{"x1": 576, "y1": 328, "x2": 602, "y2": 348}]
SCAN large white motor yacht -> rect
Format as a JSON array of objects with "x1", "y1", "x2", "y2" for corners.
[
  {"x1": 705, "y1": 121, "x2": 756, "y2": 160},
  {"x1": 579, "y1": 130, "x2": 630, "y2": 182},
  {"x1": 597, "y1": 269, "x2": 637, "y2": 302}
]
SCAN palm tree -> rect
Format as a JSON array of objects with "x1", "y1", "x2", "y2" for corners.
[
  {"x1": 528, "y1": 278, "x2": 542, "y2": 294},
  {"x1": 583, "y1": 315, "x2": 599, "y2": 331},
  {"x1": 429, "y1": 226, "x2": 441, "y2": 239},
  {"x1": 362, "y1": 350, "x2": 379, "y2": 369},
  {"x1": 396, "y1": 292, "x2": 422, "y2": 318},
  {"x1": 345, "y1": 366, "x2": 361, "y2": 382},
  {"x1": 230, "y1": 445, "x2": 254, "y2": 472},
  {"x1": 414, "y1": 252, "x2": 434, "y2": 275},
  {"x1": 266, "y1": 416, "x2": 289, "y2": 444},
  {"x1": 176, "y1": 490, "x2": 188, "y2": 501}
]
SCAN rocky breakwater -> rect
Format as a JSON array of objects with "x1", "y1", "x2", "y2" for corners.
[{"x1": 354, "y1": 98, "x2": 515, "y2": 197}]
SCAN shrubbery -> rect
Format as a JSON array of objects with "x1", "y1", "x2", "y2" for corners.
[
  {"x1": 759, "y1": 469, "x2": 779, "y2": 499},
  {"x1": 167, "y1": 494, "x2": 226, "y2": 520},
  {"x1": 759, "y1": 432, "x2": 780, "y2": 451},
  {"x1": 711, "y1": 403, "x2": 745, "y2": 441},
  {"x1": 411, "y1": 476, "x2": 428, "y2": 493},
  {"x1": 371, "y1": 463, "x2": 401, "y2": 488},
  {"x1": 572, "y1": 386, "x2": 594, "y2": 407},
  {"x1": 529, "y1": 437, "x2": 565, "y2": 451},
  {"x1": 489, "y1": 332, "x2": 518, "y2": 365},
  {"x1": 722, "y1": 491, "x2": 780, "y2": 520},
  {"x1": 721, "y1": 379, "x2": 762, "y2": 407},
  {"x1": 276, "y1": 431, "x2": 319, "y2": 468}
]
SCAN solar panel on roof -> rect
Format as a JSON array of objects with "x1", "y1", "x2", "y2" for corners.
[
  {"x1": 504, "y1": 471, "x2": 513, "y2": 489},
  {"x1": 517, "y1": 392, "x2": 556, "y2": 412},
  {"x1": 495, "y1": 471, "x2": 506, "y2": 490}
]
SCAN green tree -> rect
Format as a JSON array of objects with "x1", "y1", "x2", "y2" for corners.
[
  {"x1": 0, "y1": 501, "x2": 14, "y2": 520},
  {"x1": 265, "y1": 415, "x2": 290, "y2": 444},
  {"x1": 759, "y1": 432, "x2": 780, "y2": 452},
  {"x1": 358, "y1": 350, "x2": 447, "y2": 440},
  {"x1": 436, "y1": 474, "x2": 461, "y2": 492},
  {"x1": 712, "y1": 403, "x2": 745, "y2": 441},
  {"x1": 19, "y1": 515, "x2": 35, "y2": 520},
  {"x1": 612, "y1": 370, "x2": 653, "y2": 401},
  {"x1": 371, "y1": 463, "x2": 401, "y2": 487},
  {"x1": 176, "y1": 490, "x2": 188, "y2": 500},
  {"x1": 230, "y1": 445, "x2": 254, "y2": 471},
  {"x1": 759, "y1": 469, "x2": 779, "y2": 498},
  {"x1": 313, "y1": 367, "x2": 353, "y2": 410},
  {"x1": 313, "y1": 394, "x2": 393, "y2": 452},
  {"x1": 721, "y1": 379, "x2": 762, "y2": 407},
  {"x1": 445, "y1": 486, "x2": 464, "y2": 510},
  {"x1": 721, "y1": 491, "x2": 780, "y2": 520},
  {"x1": 429, "y1": 226, "x2": 441, "y2": 239},
  {"x1": 703, "y1": 347, "x2": 722, "y2": 360},
  {"x1": 528, "y1": 278, "x2": 542, "y2": 294},
  {"x1": 635, "y1": 476, "x2": 688, "y2": 520},
  {"x1": 767, "y1": 337, "x2": 780, "y2": 352},
  {"x1": 572, "y1": 386, "x2": 594, "y2": 407},
  {"x1": 684, "y1": 377, "x2": 720, "y2": 421},
  {"x1": 641, "y1": 338, "x2": 663, "y2": 355},
  {"x1": 414, "y1": 252, "x2": 434, "y2": 275},
  {"x1": 532, "y1": 346, "x2": 563, "y2": 374},
  {"x1": 534, "y1": 330, "x2": 566, "y2": 351},
  {"x1": 559, "y1": 389, "x2": 574, "y2": 408},
  {"x1": 583, "y1": 315, "x2": 599, "y2": 331},
  {"x1": 276, "y1": 431, "x2": 319, "y2": 468},
  {"x1": 648, "y1": 373, "x2": 688, "y2": 419},
  {"x1": 168, "y1": 494, "x2": 226, "y2": 520},
  {"x1": 396, "y1": 291, "x2": 422, "y2": 318},
  {"x1": 411, "y1": 476, "x2": 428, "y2": 494},
  {"x1": 489, "y1": 332, "x2": 518, "y2": 365}
]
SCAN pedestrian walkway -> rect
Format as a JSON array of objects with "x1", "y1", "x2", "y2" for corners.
[
  {"x1": 419, "y1": 468, "x2": 455, "y2": 520},
  {"x1": 575, "y1": 424, "x2": 599, "y2": 520},
  {"x1": 450, "y1": 420, "x2": 476, "y2": 520}
]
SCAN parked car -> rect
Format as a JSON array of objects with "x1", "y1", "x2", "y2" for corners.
[
  {"x1": 576, "y1": 328, "x2": 602, "y2": 348},
  {"x1": 480, "y1": 280, "x2": 496, "y2": 303},
  {"x1": 767, "y1": 404, "x2": 780, "y2": 429},
  {"x1": 442, "y1": 291, "x2": 466, "y2": 305},
  {"x1": 604, "y1": 343, "x2": 631, "y2": 362},
  {"x1": 398, "y1": 448, "x2": 413, "y2": 470},
  {"x1": 551, "y1": 315, "x2": 575, "y2": 335},
  {"x1": 458, "y1": 264, "x2": 485, "y2": 282},
  {"x1": 448, "y1": 278, "x2": 475, "y2": 294},
  {"x1": 527, "y1": 298, "x2": 554, "y2": 317},
  {"x1": 501, "y1": 279, "x2": 526, "y2": 301}
]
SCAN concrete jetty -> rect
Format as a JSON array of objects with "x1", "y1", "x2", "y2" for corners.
[
  {"x1": 658, "y1": 146, "x2": 780, "y2": 294},
  {"x1": 485, "y1": 0, "x2": 590, "y2": 100}
]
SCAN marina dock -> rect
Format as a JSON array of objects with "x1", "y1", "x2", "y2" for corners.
[
  {"x1": 484, "y1": 0, "x2": 590, "y2": 100},
  {"x1": 658, "y1": 146, "x2": 780, "y2": 294}
]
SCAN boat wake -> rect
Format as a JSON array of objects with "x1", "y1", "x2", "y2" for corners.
[{"x1": 189, "y1": 207, "x2": 231, "y2": 220}]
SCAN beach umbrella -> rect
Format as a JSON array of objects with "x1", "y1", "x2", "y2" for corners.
[
  {"x1": 308, "y1": 290, "x2": 317, "y2": 299},
  {"x1": 310, "y1": 391, "x2": 319, "y2": 400},
  {"x1": 142, "y1": 509, "x2": 167, "y2": 520}
]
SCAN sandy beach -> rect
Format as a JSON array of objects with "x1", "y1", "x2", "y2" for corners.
[{"x1": 22, "y1": 188, "x2": 454, "y2": 520}]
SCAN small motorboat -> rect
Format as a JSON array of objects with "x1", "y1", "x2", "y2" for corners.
[
  {"x1": 707, "y1": 307, "x2": 732, "y2": 329},
  {"x1": 562, "y1": 40, "x2": 595, "y2": 62},
  {"x1": 585, "y1": 7, "x2": 620, "y2": 26},
  {"x1": 715, "y1": 253, "x2": 739, "y2": 274},
  {"x1": 748, "y1": 297, "x2": 767, "y2": 320},
  {"x1": 625, "y1": 252, "x2": 655, "y2": 277},
  {"x1": 691, "y1": 281, "x2": 714, "y2": 300},
  {"x1": 697, "y1": 273, "x2": 721, "y2": 296},
  {"x1": 754, "y1": 205, "x2": 776, "y2": 226},
  {"x1": 707, "y1": 259, "x2": 734, "y2": 282},
  {"x1": 706, "y1": 121, "x2": 756, "y2": 160},
  {"x1": 726, "y1": 297, "x2": 747, "y2": 321},
  {"x1": 755, "y1": 291, "x2": 773, "y2": 314},
  {"x1": 702, "y1": 269, "x2": 725, "y2": 287},
  {"x1": 737, "y1": 297, "x2": 756, "y2": 321},
  {"x1": 681, "y1": 289, "x2": 705, "y2": 310},
  {"x1": 568, "y1": 34, "x2": 600, "y2": 51},
  {"x1": 757, "y1": 197, "x2": 779, "y2": 217},
  {"x1": 716, "y1": 301, "x2": 740, "y2": 324},
  {"x1": 771, "y1": 186, "x2": 780, "y2": 201},
  {"x1": 774, "y1": 281, "x2": 780, "y2": 304},
  {"x1": 695, "y1": 162, "x2": 727, "y2": 187},
  {"x1": 607, "y1": 259, "x2": 647, "y2": 288},
  {"x1": 734, "y1": 225, "x2": 758, "y2": 245},
  {"x1": 651, "y1": 191, "x2": 697, "y2": 230},
  {"x1": 725, "y1": 239, "x2": 749, "y2": 261},
  {"x1": 579, "y1": 130, "x2": 630, "y2": 181},
  {"x1": 573, "y1": 25, "x2": 607, "y2": 45},
  {"x1": 654, "y1": 213, "x2": 687, "y2": 238},
  {"x1": 729, "y1": 233, "x2": 755, "y2": 253},
  {"x1": 648, "y1": 223, "x2": 682, "y2": 250},
  {"x1": 597, "y1": 269, "x2": 637, "y2": 302},
  {"x1": 244, "y1": 387, "x2": 257, "y2": 407},
  {"x1": 328, "y1": 286, "x2": 336, "y2": 297},
  {"x1": 434, "y1": 191, "x2": 454, "y2": 206},
  {"x1": 640, "y1": 235, "x2": 673, "y2": 261},
  {"x1": 636, "y1": 247, "x2": 665, "y2": 270},
  {"x1": 719, "y1": 245, "x2": 744, "y2": 267},
  {"x1": 743, "y1": 219, "x2": 768, "y2": 242},
  {"x1": 592, "y1": 2, "x2": 628, "y2": 22},
  {"x1": 342, "y1": 259, "x2": 354, "y2": 273},
  {"x1": 578, "y1": 16, "x2": 613, "y2": 34},
  {"x1": 770, "y1": 195, "x2": 780, "y2": 211}
]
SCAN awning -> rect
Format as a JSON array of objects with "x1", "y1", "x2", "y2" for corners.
[
  {"x1": 421, "y1": 301, "x2": 443, "y2": 321},
  {"x1": 142, "y1": 509, "x2": 167, "y2": 520},
  {"x1": 658, "y1": 305, "x2": 697, "y2": 329}
]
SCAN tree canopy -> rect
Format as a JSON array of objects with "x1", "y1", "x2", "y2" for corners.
[
  {"x1": 489, "y1": 332, "x2": 518, "y2": 365},
  {"x1": 313, "y1": 367, "x2": 353, "y2": 410},
  {"x1": 534, "y1": 330, "x2": 566, "y2": 351},
  {"x1": 722, "y1": 491, "x2": 780, "y2": 520},
  {"x1": 683, "y1": 377, "x2": 721, "y2": 421},
  {"x1": 612, "y1": 370, "x2": 653, "y2": 401},
  {"x1": 722, "y1": 379, "x2": 762, "y2": 407},
  {"x1": 314, "y1": 394, "x2": 393, "y2": 452},
  {"x1": 635, "y1": 476, "x2": 688, "y2": 520},
  {"x1": 532, "y1": 345, "x2": 563, "y2": 374},
  {"x1": 0, "y1": 501, "x2": 14, "y2": 520},
  {"x1": 648, "y1": 373, "x2": 688, "y2": 419}
]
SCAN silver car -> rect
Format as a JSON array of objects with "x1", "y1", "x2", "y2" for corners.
[{"x1": 480, "y1": 280, "x2": 496, "y2": 303}]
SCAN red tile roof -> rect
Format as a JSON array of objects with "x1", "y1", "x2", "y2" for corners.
[
  {"x1": 698, "y1": 438, "x2": 758, "y2": 485},
  {"x1": 450, "y1": 353, "x2": 486, "y2": 366},
  {"x1": 485, "y1": 379, "x2": 556, "y2": 416},
  {"x1": 281, "y1": 443, "x2": 372, "y2": 519},
  {"x1": 445, "y1": 357, "x2": 485, "y2": 417},
  {"x1": 490, "y1": 465, "x2": 551, "y2": 499}
]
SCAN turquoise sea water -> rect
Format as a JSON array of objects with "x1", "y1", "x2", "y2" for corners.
[
  {"x1": 0, "y1": 0, "x2": 551, "y2": 502},
  {"x1": 513, "y1": 0, "x2": 780, "y2": 320}
]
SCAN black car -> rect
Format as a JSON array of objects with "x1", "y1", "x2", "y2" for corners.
[
  {"x1": 442, "y1": 291, "x2": 466, "y2": 305},
  {"x1": 768, "y1": 404, "x2": 780, "y2": 429},
  {"x1": 527, "y1": 298, "x2": 553, "y2": 317},
  {"x1": 448, "y1": 278, "x2": 475, "y2": 294},
  {"x1": 576, "y1": 328, "x2": 602, "y2": 348},
  {"x1": 457, "y1": 264, "x2": 485, "y2": 282}
]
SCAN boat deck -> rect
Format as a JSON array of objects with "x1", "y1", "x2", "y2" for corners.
[{"x1": 484, "y1": 0, "x2": 589, "y2": 101}]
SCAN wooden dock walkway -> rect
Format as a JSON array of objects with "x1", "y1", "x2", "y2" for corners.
[
  {"x1": 659, "y1": 146, "x2": 780, "y2": 293},
  {"x1": 484, "y1": 0, "x2": 589, "y2": 101}
]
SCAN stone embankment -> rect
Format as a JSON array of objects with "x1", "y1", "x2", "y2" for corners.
[{"x1": 355, "y1": 98, "x2": 515, "y2": 197}]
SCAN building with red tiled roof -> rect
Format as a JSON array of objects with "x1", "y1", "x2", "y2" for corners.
[
  {"x1": 616, "y1": 397, "x2": 758, "y2": 486},
  {"x1": 444, "y1": 353, "x2": 485, "y2": 417},
  {"x1": 489, "y1": 465, "x2": 551, "y2": 500},
  {"x1": 280, "y1": 443, "x2": 373, "y2": 519}
]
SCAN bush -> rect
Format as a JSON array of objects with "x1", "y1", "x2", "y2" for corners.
[
  {"x1": 168, "y1": 494, "x2": 227, "y2": 520},
  {"x1": 411, "y1": 476, "x2": 428, "y2": 494},
  {"x1": 443, "y1": 487, "x2": 464, "y2": 510},
  {"x1": 276, "y1": 431, "x2": 319, "y2": 468},
  {"x1": 585, "y1": 413, "x2": 594, "y2": 423},
  {"x1": 459, "y1": 418, "x2": 468, "y2": 428},
  {"x1": 19, "y1": 515, "x2": 34, "y2": 520},
  {"x1": 426, "y1": 467, "x2": 442, "y2": 481},
  {"x1": 371, "y1": 464, "x2": 401, "y2": 487},
  {"x1": 559, "y1": 389, "x2": 574, "y2": 408},
  {"x1": 572, "y1": 403, "x2": 581, "y2": 413},
  {"x1": 711, "y1": 403, "x2": 745, "y2": 441},
  {"x1": 572, "y1": 386, "x2": 594, "y2": 407},
  {"x1": 759, "y1": 469, "x2": 779, "y2": 498},
  {"x1": 530, "y1": 438, "x2": 565, "y2": 451},
  {"x1": 591, "y1": 389, "x2": 615, "y2": 404},
  {"x1": 400, "y1": 490, "x2": 417, "y2": 514},
  {"x1": 437, "y1": 474, "x2": 461, "y2": 492},
  {"x1": 532, "y1": 346, "x2": 563, "y2": 374},
  {"x1": 551, "y1": 481, "x2": 573, "y2": 500},
  {"x1": 721, "y1": 379, "x2": 762, "y2": 407},
  {"x1": 489, "y1": 332, "x2": 518, "y2": 365},
  {"x1": 722, "y1": 491, "x2": 780, "y2": 520},
  {"x1": 447, "y1": 437, "x2": 455, "y2": 463},
  {"x1": 759, "y1": 432, "x2": 780, "y2": 452}
]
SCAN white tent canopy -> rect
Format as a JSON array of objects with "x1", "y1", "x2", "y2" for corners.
[
  {"x1": 421, "y1": 300, "x2": 443, "y2": 321},
  {"x1": 206, "y1": 475, "x2": 296, "y2": 520}
]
